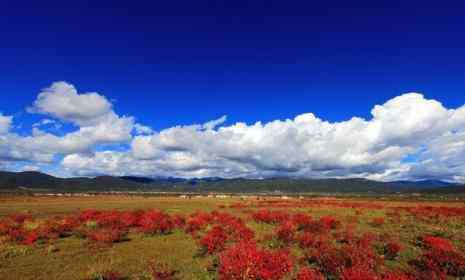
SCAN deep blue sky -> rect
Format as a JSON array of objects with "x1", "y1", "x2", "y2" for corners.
[{"x1": 1, "y1": 0, "x2": 465, "y2": 130}]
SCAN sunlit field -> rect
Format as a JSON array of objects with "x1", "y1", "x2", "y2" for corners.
[{"x1": 1, "y1": 195, "x2": 464, "y2": 280}]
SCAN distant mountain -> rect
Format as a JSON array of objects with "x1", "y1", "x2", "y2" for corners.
[
  {"x1": 120, "y1": 176, "x2": 155, "y2": 184},
  {"x1": 0, "y1": 171, "x2": 463, "y2": 194},
  {"x1": 388, "y1": 179, "x2": 454, "y2": 189}
]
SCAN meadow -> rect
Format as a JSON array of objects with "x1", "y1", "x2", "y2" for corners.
[{"x1": 0, "y1": 195, "x2": 464, "y2": 280}]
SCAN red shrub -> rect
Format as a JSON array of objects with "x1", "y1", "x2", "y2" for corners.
[
  {"x1": 229, "y1": 222, "x2": 255, "y2": 242},
  {"x1": 8, "y1": 213, "x2": 32, "y2": 224},
  {"x1": 382, "y1": 272, "x2": 416, "y2": 280},
  {"x1": 296, "y1": 267, "x2": 325, "y2": 280},
  {"x1": 0, "y1": 218, "x2": 18, "y2": 236},
  {"x1": 78, "y1": 209, "x2": 101, "y2": 222},
  {"x1": 298, "y1": 232, "x2": 317, "y2": 248},
  {"x1": 172, "y1": 215, "x2": 186, "y2": 229},
  {"x1": 23, "y1": 230, "x2": 39, "y2": 245},
  {"x1": 120, "y1": 210, "x2": 141, "y2": 227},
  {"x1": 199, "y1": 226, "x2": 228, "y2": 254},
  {"x1": 340, "y1": 265, "x2": 378, "y2": 280},
  {"x1": 319, "y1": 216, "x2": 340, "y2": 230},
  {"x1": 306, "y1": 233, "x2": 381, "y2": 277},
  {"x1": 95, "y1": 210, "x2": 123, "y2": 228},
  {"x1": 7, "y1": 228, "x2": 26, "y2": 243},
  {"x1": 185, "y1": 212, "x2": 212, "y2": 234},
  {"x1": 252, "y1": 210, "x2": 289, "y2": 224},
  {"x1": 275, "y1": 222, "x2": 296, "y2": 244},
  {"x1": 218, "y1": 241, "x2": 293, "y2": 280},
  {"x1": 420, "y1": 236, "x2": 455, "y2": 252},
  {"x1": 303, "y1": 216, "x2": 340, "y2": 234},
  {"x1": 384, "y1": 242, "x2": 403, "y2": 260},
  {"x1": 138, "y1": 210, "x2": 174, "y2": 235},
  {"x1": 87, "y1": 227, "x2": 128, "y2": 244},
  {"x1": 60, "y1": 216, "x2": 80, "y2": 232},
  {"x1": 37, "y1": 219, "x2": 68, "y2": 240},
  {"x1": 415, "y1": 248, "x2": 465, "y2": 277},
  {"x1": 371, "y1": 217, "x2": 385, "y2": 227},
  {"x1": 292, "y1": 213, "x2": 313, "y2": 231}
]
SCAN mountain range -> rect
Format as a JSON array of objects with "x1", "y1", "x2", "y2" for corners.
[{"x1": 0, "y1": 171, "x2": 463, "y2": 194}]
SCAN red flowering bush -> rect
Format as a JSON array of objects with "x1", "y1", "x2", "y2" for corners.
[
  {"x1": 8, "y1": 213, "x2": 32, "y2": 224},
  {"x1": 2, "y1": 204, "x2": 464, "y2": 279},
  {"x1": 410, "y1": 235, "x2": 465, "y2": 278},
  {"x1": 302, "y1": 216, "x2": 340, "y2": 234},
  {"x1": 185, "y1": 212, "x2": 212, "y2": 234},
  {"x1": 292, "y1": 213, "x2": 313, "y2": 231},
  {"x1": 138, "y1": 210, "x2": 175, "y2": 235},
  {"x1": 415, "y1": 247, "x2": 465, "y2": 278},
  {"x1": 60, "y1": 216, "x2": 80, "y2": 232},
  {"x1": 5, "y1": 227, "x2": 25, "y2": 243},
  {"x1": 419, "y1": 235, "x2": 455, "y2": 252},
  {"x1": 371, "y1": 217, "x2": 385, "y2": 227},
  {"x1": 383, "y1": 242, "x2": 403, "y2": 260},
  {"x1": 298, "y1": 232, "x2": 317, "y2": 248},
  {"x1": 0, "y1": 219, "x2": 14, "y2": 235},
  {"x1": 275, "y1": 222, "x2": 296, "y2": 244},
  {"x1": 78, "y1": 209, "x2": 102, "y2": 223},
  {"x1": 340, "y1": 265, "x2": 378, "y2": 280},
  {"x1": 172, "y1": 214, "x2": 186, "y2": 229},
  {"x1": 252, "y1": 210, "x2": 289, "y2": 224},
  {"x1": 218, "y1": 241, "x2": 293, "y2": 280},
  {"x1": 199, "y1": 225, "x2": 228, "y2": 254},
  {"x1": 382, "y1": 272, "x2": 416, "y2": 280},
  {"x1": 305, "y1": 233, "x2": 381, "y2": 278},
  {"x1": 296, "y1": 267, "x2": 325, "y2": 280},
  {"x1": 120, "y1": 210, "x2": 141, "y2": 227},
  {"x1": 319, "y1": 216, "x2": 340, "y2": 231},
  {"x1": 22, "y1": 230, "x2": 39, "y2": 245},
  {"x1": 86, "y1": 227, "x2": 128, "y2": 245}
]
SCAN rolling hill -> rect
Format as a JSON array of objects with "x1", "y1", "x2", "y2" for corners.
[{"x1": 0, "y1": 171, "x2": 462, "y2": 194}]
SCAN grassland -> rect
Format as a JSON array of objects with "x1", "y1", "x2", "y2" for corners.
[{"x1": 0, "y1": 195, "x2": 464, "y2": 280}]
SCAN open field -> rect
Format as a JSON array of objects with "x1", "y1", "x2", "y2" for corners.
[{"x1": 1, "y1": 195, "x2": 464, "y2": 280}]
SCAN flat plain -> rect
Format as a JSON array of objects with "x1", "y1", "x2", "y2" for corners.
[{"x1": 0, "y1": 195, "x2": 464, "y2": 280}]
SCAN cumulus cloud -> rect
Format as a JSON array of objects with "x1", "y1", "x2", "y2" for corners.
[
  {"x1": 0, "y1": 114, "x2": 12, "y2": 134},
  {"x1": 134, "y1": 123, "x2": 154, "y2": 135},
  {"x1": 25, "y1": 82, "x2": 134, "y2": 154},
  {"x1": 202, "y1": 115, "x2": 227, "y2": 130},
  {"x1": 28, "y1": 81, "x2": 112, "y2": 126},
  {"x1": 1, "y1": 82, "x2": 134, "y2": 167},
  {"x1": 123, "y1": 93, "x2": 465, "y2": 181},
  {"x1": 2, "y1": 84, "x2": 465, "y2": 182},
  {"x1": 32, "y1": 118, "x2": 62, "y2": 130}
]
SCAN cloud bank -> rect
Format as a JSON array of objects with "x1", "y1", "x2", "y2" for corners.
[{"x1": 2, "y1": 81, "x2": 465, "y2": 182}]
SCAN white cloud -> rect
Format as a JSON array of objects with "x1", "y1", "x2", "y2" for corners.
[
  {"x1": 24, "y1": 82, "x2": 135, "y2": 154},
  {"x1": 28, "y1": 81, "x2": 112, "y2": 126},
  {"x1": 2, "y1": 84, "x2": 465, "y2": 182},
  {"x1": 32, "y1": 119, "x2": 55, "y2": 127},
  {"x1": 134, "y1": 123, "x2": 154, "y2": 135},
  {"x1": 123, "y1": 93, "x2": 465, "y2": 180},
  {"x1": 32, "y1": 118, "x2": 62, "y2": 130},
  {"x1": 1, "y1": 82, "x2": 134, "y2": 167},
  {"x1": 21, "y1": 165, "x2": 41, "y2": 172},
  {"x1": 202, "y1": 115, "x2": 227, "y2": 130},
  {"x1": 23, "y1": 113, "x2": 134, "y2": 155},
  {"x1": 0, "y1": 114, "x2": 12, "y2": 134}
]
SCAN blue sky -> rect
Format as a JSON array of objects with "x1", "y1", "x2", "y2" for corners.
[{"x1": 0, "y1": 1, "x2": 465, "y2": 181}]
